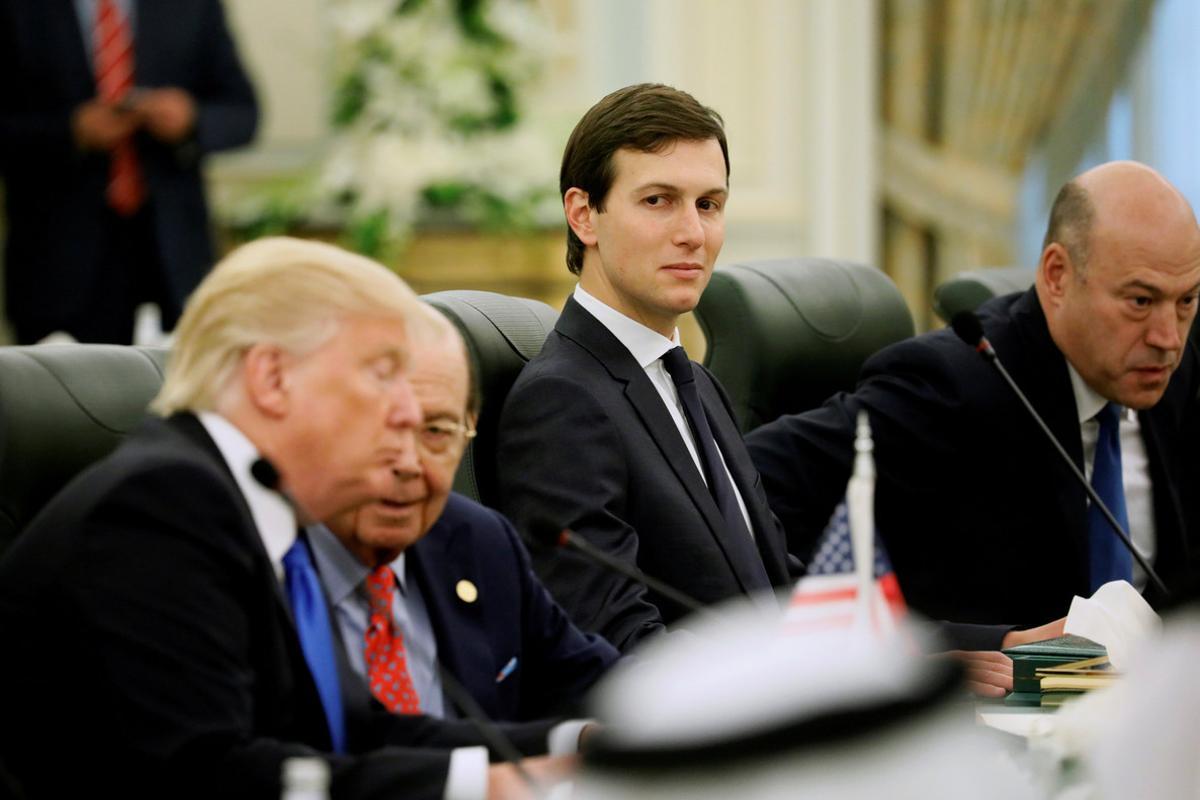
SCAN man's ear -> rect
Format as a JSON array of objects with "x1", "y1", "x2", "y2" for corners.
[
  {"x1": 1037, "y1": 242, "x2": 1074, "y2": 308},
  {"x1": 241, "y1": 343, "x2": 291, "y2": 418},
  {"x1": 564, "y1": 187, "x2": 598, "y2": 246}
]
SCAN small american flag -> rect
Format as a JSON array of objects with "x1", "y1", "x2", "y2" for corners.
[
  {"x1": 784, "y1": 412, "x2": 906, "y2": 636},
  {"x1": 784, "y1": 502, "x2": 906, "y2": 635}
]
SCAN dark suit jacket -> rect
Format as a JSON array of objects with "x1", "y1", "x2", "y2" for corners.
[
  {"x1": 407, "y1": 493, "x2": 620, "y2": 720},
  {"x1": 0, "y1": 414, "x2": 555, "y2": 800},
  {"x1": 747, "y1": 290, "x2": 1200, "y2": 634},
  {"x1": 497, "y1": 297, "x2": 793, "y2": 652},
  {"x1": 0, "y1": 0, "x2": 258, "y2": 337}
]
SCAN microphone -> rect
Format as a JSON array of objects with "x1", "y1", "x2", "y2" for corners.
[
  {"x1": 526, "y1": 521, "x2": 705, "y2": 614},
  {"x1": 251, "y1": 457, "x2": 317, "y2": 526},
  {"x1": 252, "y1": 457, "x2": 544, "y2": 791},
  {"x1": 950, "y1": 311, "x2": 1168, "y2": 596}
]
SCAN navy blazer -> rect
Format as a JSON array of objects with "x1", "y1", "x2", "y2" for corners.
[
  {"x1": 408, "y1": 493, "x2": 619, "y2": 721},
  {"x1": 0, "y1": 0, "x2": 258, "y2": 335},
  {"x1": 0, "y1": 414, "x2": 556, "y2": 800},
  {"x1": 498, "y1": 297, "x2": 793, "y2": 652},
  {"x1": 748, "y1": 289, "x2": 1200, "y2": 630}
]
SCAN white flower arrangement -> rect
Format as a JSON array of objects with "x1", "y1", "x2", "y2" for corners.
[{"x1": 235, "y1": 0, "x2": 560, "y2": 257}]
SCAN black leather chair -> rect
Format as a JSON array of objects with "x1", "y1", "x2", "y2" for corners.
[
  {"x1": 694, "y1": 258, "x2": 915, "y2": 432},
  {"x1": 0, "y1": 344, "x2": 168, "y2": 555},
  {"x1": 932, "y1": 266, "x2": 1036, "y2": 323},
  {"x1": 421, "y1": 290, "x2": 559, "y2": 507}
]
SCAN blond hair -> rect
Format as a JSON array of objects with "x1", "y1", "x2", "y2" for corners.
[{"x1": 151, "y1": 236, "x2": 419, "y2": 415}]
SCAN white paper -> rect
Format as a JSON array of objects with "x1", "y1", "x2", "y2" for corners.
[{"x1": 1062, "y1": 580, "x2": 1160, "y2": 670}]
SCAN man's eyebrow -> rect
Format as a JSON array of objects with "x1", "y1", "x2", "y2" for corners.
[
  {"x1": 631, "y1": 182, "x2": 728, "y2": 197},
  {"x1": 1122, "y1": 280, "x2": 1163, "y2": 297},
  {"x1": 1118, "y1": 280, "x2": 1200, "y2": 298}
]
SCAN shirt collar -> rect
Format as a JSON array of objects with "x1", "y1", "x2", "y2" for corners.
[
  {"x1": 306, "y1": 522, "x2": 410, "y2": 602},
  {"x1": 197, "y1": 412, "x2": 297, "y2": 578},
  {"x1": 573, "y1": 284, "x2": 681, "y2": 368},
  {"x1": 1066, "y1": 363, "x2": 1133, "y2": 424}
]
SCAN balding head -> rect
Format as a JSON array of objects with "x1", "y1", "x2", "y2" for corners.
[{"x1": 1037, "y1": 161, "x2": 1200, "y2": 408}]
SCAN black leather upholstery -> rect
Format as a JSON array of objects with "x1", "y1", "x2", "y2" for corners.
[
  {"x1": 695, "y1": 258, "x2": 914, "y2": 432},
  {"x1": 421, "y1": 290, "x2": 559, "y2": 507},
  {"x1": 0, "y1": 345, "x2": 168, "y2": 554},
  {"x1": 932, "y1": 266, "x2": 1036, "y2": 323}
]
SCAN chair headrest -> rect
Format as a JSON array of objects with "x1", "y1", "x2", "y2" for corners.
[
  {"x1": 422, "y1": 291, "x2": 559, "y2": 506},
  {"x1": 0, "y1": 345, "x2": 168, "y2": 554},
  {"x1": 696, "y1": 258, "x2": 914, "y2": 432},
  {"x1": 932, "y1": 266, "x2": 1036, "y2": 323}
]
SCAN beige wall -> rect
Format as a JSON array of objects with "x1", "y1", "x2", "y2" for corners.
[{"x1": 212, "y1": 0, "x2": 879, "y2": 267}]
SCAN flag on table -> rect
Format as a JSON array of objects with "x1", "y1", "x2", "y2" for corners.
[{"x1": 784, "y1": 411, "x2": 906, "y2": 636}]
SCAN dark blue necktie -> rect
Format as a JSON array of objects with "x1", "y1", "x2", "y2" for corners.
[
  {"x1": 1087, "y1": 402, "x2": 1134, "y2": 591},
  {"x1": 661, "y1": 347, "x2": 763, "y2": 566},
  {"x1": 283, "y1": 533, "x2": 347, "y2": 753}
]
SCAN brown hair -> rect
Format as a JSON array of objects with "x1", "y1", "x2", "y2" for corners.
[
  {"x1": 1042, "y1": 179, "x2": 1095, "y2": 273},
  {"x1": 559, "y1": 83, "x2": 729, "y2": 275}
]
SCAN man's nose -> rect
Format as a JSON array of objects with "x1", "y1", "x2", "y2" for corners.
[
  {"x1": 671, "y1": 205, "x2": 704, "y2": 250},
  {"x1": 1145, "y1": 305, "x2": 1183, "y2": 352},
  {"x1": 388, "y1": 376, "x2": 422, "y2": 429}
]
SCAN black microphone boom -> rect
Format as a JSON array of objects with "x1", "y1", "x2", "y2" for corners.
[
  {"x1": 528, "y1": 523, "x2": 705, "y2": 614},
  {"x1": 949, "y1": 312, "x2": 1168, "y2": 597}
]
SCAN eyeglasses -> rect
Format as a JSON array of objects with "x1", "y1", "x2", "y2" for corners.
[{"x1": 419, "y1": 420, "x2": 477, "y2": 455}]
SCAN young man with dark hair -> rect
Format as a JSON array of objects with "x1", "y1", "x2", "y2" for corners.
[{"x1": 497, "y1": 84, "x2": 794, "y2": 653}]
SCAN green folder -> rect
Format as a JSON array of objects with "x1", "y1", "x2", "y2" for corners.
[{"x1": 1001, "y1": 634, "x2": 1106, "y2": 707}]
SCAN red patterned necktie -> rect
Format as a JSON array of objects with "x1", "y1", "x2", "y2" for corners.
[
  {"x1": 364, "y1": 566, "x2": 421, "y2": 714},
  {"x1": 94, "y1": 0, "x2": 144, "y2": 215}
]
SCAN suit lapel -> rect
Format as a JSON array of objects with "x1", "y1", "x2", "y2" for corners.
[
  {"x1": 556, "y1": 299, "x2": 765, "y2": 593},
  {"x1": 1138, "y1": 407, "x2": 1186, "y2": 603},
  {"x1": 698, "y1": 373, "x2": 788, "y2": 587},
  {"x1": 49, "y1": 0, "x2": 97, "y2": 95},
  {"x1": 410, "y1": 514, "x2": 500, "y2": 717},
  {"x1": 164, "y1": 412, "x2": 332, "y2": 748},
  {"x1": 1006, "y1": 293, "x2": 1090, "y2": 589}
]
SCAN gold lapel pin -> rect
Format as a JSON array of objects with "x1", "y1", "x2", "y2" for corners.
[{"x1": 456, "y1": 579, "x2": 478, "y2": 603}]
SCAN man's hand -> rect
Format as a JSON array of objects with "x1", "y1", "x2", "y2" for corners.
[
  {"x1": 71, "y1": 99, "x2": 139, "y2": 151},
  {"x1": 132, "y1": 87, "x2": 196, "y2": 143},
  {"x1": 487, "y1": 754, "x2": 578, "y2": 799},
  {"x1": 941, "y1": 650, "x2": 1013, "y2": 698},
  {"x1": 1000, "y1": 616, "x2": 1067, "y2": 649}
]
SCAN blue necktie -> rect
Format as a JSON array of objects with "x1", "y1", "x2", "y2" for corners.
[
  {"x1": 661, "y1": 347, "x2": 767, "y2": 585},
  {"x1": 283, "y1": 534, "x2": 347, "y2": 753},
  {"x1": 1087, "y1": 403, "x2": 1134, "y2": 591}
]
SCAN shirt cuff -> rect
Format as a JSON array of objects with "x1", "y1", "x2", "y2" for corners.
[
  {"x1": 548, "y1": 718, "x2": 593, "y2": 755},
  {"x1": 443, "y1": 745, "x2": 488, "y2": 800}
]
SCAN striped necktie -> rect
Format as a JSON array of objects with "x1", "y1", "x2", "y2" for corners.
[{"x1": 94, "y1": 0, "x2": 145, "y2": 215}]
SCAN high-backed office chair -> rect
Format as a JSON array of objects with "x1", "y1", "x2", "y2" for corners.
[
  {"x1": 0, "y1": 344, "x2": 169, "y2": 555},
  {"x1": 421, "y1": 290, "x2": 559, "y2": 508},
  {"x1": 932, "y1": 266, "x2": 1036, "y2": 323},
  {"x1": 694, "y1": 258, "x2": 915, "y2": 433}
]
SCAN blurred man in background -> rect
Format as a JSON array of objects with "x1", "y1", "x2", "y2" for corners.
[{"x1": 0, "y1": 0, "x2": 258, "y2": 344}]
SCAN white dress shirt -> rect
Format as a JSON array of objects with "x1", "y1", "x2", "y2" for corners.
[
  {"x1": 1066, "y1": 367, "x2": 1155, "y2": 591},
  {"x1": 573, "y1": 285, "x2": 755, "y2": 538}
]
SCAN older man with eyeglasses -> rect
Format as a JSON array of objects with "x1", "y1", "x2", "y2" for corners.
[{"x1": 307, "y1": 306, "x2": 619, "y2": 748}]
